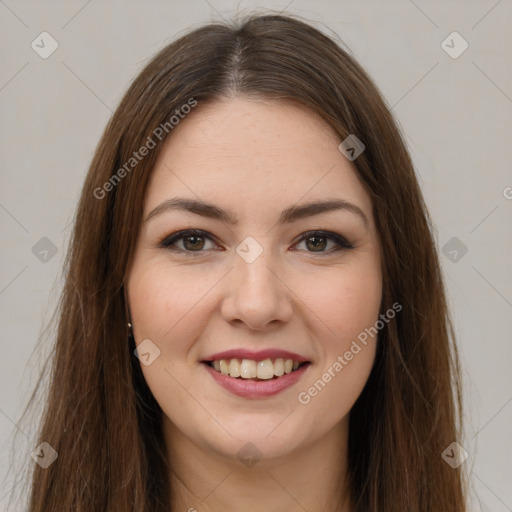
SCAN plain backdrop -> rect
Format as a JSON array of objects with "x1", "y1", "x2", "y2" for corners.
[{"x1": 0, "y1": 1, "x2": 511, "y2": 510}]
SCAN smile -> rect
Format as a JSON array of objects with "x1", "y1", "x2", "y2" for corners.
[
  {"x1": 207, "y1": 357, "x2": 305, "y2": 380},
  {"x1": 201, "y1": 359, "x2": 312, "y2": 398}
]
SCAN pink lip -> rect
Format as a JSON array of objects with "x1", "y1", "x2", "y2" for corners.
[
  {"x1": 203, "y1": 349, "x2": 309, "y2": 363},
  {"x1": 202, "y1": 361, "x2": 311, "y2": 399}
]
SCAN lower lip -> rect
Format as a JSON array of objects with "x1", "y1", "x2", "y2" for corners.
[{"x1": 202, "y1": 362, "x2": 311, "y2": 398}]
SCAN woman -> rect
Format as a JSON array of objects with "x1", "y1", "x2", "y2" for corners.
[{"x1": 16, "y1": 12, "x2": 466, "y2": 512}]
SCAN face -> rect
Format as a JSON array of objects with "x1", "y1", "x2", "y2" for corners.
[{"x1": 126, "y1": 97, "x2": 382, "y2": 463}]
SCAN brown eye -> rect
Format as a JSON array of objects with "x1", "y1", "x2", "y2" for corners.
[
  {"x1": 159, "y1": 229, "x2": 353, "y2": 256},
  {"x1": 304, "y1": 234, "x2": 328, "y2": 252},
  {"x1": 159, "y1": 230, "x2": 217, "y2": 254},
  {"x1": 294, "y1": 231, "x2": 353, "y2": 254},
  {"x1": 182, "y1": 234, "x2": 206, "y2": 251}
]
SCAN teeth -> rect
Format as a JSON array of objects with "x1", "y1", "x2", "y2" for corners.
[
  {"x1": 229, "y1": 358, "x2": 241, "y2": 377},
  {"x1": 219, "y1": 359, "x2": 229, "y2": 375},
  {"x1": 209, "y1": 357, "x2": 304, "y2": 379},
  {"x1": 257, "y1": 359, "x2": 274, "y2": 380},
  {"x1": 274, "y1": 358, "x2": 284, "y2": 376},
  {"x1": 240, "y1": 359, "x2": 257, "y2": 378}
]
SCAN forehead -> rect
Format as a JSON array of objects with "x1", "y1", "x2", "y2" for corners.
[{"x1": 144, "y1": 97, "x2": 374, "y2": 225}]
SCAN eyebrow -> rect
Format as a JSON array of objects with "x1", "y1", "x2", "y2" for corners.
[{"x1": 145, "y1": 197, "x2": 369, "y2": 228}]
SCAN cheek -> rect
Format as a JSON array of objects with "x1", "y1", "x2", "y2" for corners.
[
  {"x1": 302, "y1": 261, "x2": 382, "y2": 345},
  {"x1": 293, "y1": 262, "x2": 381, "y2": 413},
  {"x1": 127, "y1": 264, "x2": 215, "y2": 410},
  {"x1": 128, "y1": 262, "x2": 215, "y2": 343}
]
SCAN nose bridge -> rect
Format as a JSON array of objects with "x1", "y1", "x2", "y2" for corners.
[{"x1": 221, "y1": 236, "x2": 292, "y2": 329}]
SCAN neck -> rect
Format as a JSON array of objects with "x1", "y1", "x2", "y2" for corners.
[{"x1": 164, "y1": 416, "x2": 353, "y2": 512}]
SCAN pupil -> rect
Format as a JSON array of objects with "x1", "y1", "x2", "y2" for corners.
[
  {"x1": 307, "y1": 235, "x2": 326, "y2": 251},
  {"x1": 184, "y1": 235, "x2": 204, "y2": 251}
]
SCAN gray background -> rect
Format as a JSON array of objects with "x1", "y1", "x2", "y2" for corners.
[{"x1": 0, "y1": 1, "x2": 511, "y2": 510}]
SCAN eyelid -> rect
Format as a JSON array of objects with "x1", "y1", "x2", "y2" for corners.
[
  {"x1": 157, "y1": 229, "x2": 220, "y2": 254},
  {"x1": 158, "y1": 229, "x2": 354, "y2": 255},
  {"x1": 295, "y1": 230, "x2": 353, "y2": 251}
]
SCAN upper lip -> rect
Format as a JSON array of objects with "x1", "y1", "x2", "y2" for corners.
[{"x1": 202, "y1": 349, "x2": 310, "y2": 363}]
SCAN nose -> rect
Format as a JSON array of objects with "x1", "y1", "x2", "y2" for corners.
[{"x1": 220, "y1": 243, "x2": 293, "y2": 331}]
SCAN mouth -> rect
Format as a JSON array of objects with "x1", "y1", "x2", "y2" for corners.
[{"x1": 201, "y1": 358, "x2": 311, "y2": 381}]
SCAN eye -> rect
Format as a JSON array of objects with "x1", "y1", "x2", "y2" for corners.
[
  {"x1": 158, "y1": 229, "x2": 354, "y2": 256},
  {"x1": 293, "y1": 230, "x2": 354, "y2": 254},
  {"x1": 158, "y1": 229, "x2": 218, "y2": 254}
]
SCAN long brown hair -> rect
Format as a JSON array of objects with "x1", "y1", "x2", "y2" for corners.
[{"x1": 10, "y1": 12, "x2": 466, "y2": 511}]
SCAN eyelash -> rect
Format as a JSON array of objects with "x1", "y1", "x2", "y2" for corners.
[{"x1": 157, "y1": 229, "x2": 354, "y2": 257}]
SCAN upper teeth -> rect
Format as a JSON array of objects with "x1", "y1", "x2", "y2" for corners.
[{"x1": 212, "y1": 358, "x2": 300, "y2": 379}]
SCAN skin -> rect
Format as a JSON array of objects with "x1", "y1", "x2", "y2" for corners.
[{"x1": 126, "y1": 97, "x2": 382, "y2": 512}]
